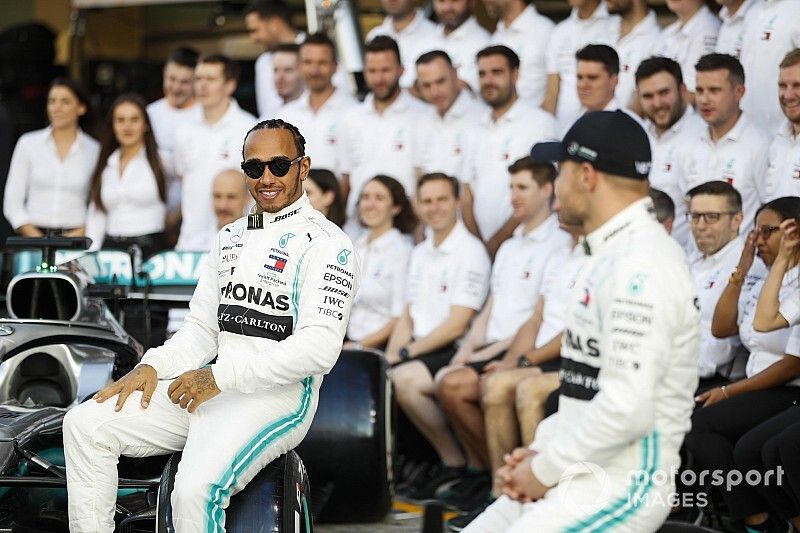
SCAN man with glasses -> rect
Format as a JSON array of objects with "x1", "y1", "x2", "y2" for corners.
[
  {"x1": 63, "y1": 119, "x2": 359, "y2": 533},
  {"x1": 686, "y1": 180, "x2": 747, "y2": 393}
]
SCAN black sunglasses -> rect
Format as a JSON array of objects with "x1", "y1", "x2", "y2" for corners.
[{"x1": 241, "y1": 156, "x2": 304, "y2": 179}]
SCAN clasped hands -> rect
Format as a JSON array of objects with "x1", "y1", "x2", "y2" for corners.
[
  {"x1": 93, "y1": 364, "x2": 221, "y2": 413},
  {"x1": 496, "y1": 447, "x2": 551, "y2": 503}
]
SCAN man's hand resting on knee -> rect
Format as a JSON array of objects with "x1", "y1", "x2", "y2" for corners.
[
  {"x1": 168, "y1": 368, "x2": 221, "y2": 413},
  {"x1": 498, "y1": 447, "x2": 551, "y2": 502},
  {"x1": 94, "y1": 364, "x2": 159, "y2": 411}
]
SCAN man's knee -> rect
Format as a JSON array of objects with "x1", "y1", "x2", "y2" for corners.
[
  {"x1": 63, "y1": 400, "x2": 110, "y2": 446},
  {"x1": 438, "y1": 368, "x2": 479, "y2": 405},
  {"x1": 515, "y1": 374, "x2": 558, "y2": 412},
  {"x1": 482, "y1": 372, "x2": 520, "y2": 409}
]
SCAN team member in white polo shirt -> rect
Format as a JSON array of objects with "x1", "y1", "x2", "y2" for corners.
[
  {"x1": 173, "y1": 55, "x2": 256, "y2": 251},
  {"x1": 366, "y1": 0, "x2": 440, "y2": 89},
  {"x1": 483, "y1": 0, "x2": 554, "y2": 106},
  {"x1": 433, "y1": 0, "x2": 490, "y2": 92},
  {"x1": 542, "y1": 0, "x2": 619, "y2": 133},
  {"x1": 715, "y1": 0, "x2": 763, "y2": 59},
  {"x1": 147, "y1": 47, "x2": 201, "y2": 180},
  {"x1": 677, "y1": 53, "x2": 770, "y2": 234},
  {"x1": 607, "y1": 0, "x2": 660, "y2": 111},
  {"x1": 339, "y1": 37, "x2": 433, "y2": 237},
  {"x1": 432, "y1": 157, "x2": 569, "y2": 510},
  {"x1": 270, "y1": 44, "x2": 304, "y2": 109},
  {"x1": 278, "y1": 34, "x2": 356, "y2": 181},
  {"x1": 572, "y1": 45, "x2": 623, "y2": 127},
  {"x1": 686, "y1": 181, "x2": 746, "y2": 391},
  {"x1": 464, "y1": 45, "x2": 557, "y2": 257},
  {"x1": 345, "y1": 175, "x2": 418, "y2": 350},
  {"x1": 388, "y1": 173, "x2": 491, "y2": 502},
  {"x1": 767, "y1": 49, "x2": 800, "y2": 199},
  {"x1": 739, "y1": 0, "x2": 800, "y2": 133},
  {"x1": 416, "y1": 51, "x2": 485, "y2": 181},
  {"x1": 654, "y1": 0, "x2": 720, "y2": 97},
  {"x1": 636, "y1": 56, "x2": 706, "y2": 252},
  {"x1": 243, "y1": 0, "x2": 305, "y2": 119}
]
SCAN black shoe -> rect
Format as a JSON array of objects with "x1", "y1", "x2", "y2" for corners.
[
  {"x1": 445, "y1": 499, "x2": 493, "y2": 532},
  {"x1": 439, "y1": 470, "x2": 491, "y2": 511},
  {"x1": 405, "y1": 464, "x2": 466, "y2": 502}
]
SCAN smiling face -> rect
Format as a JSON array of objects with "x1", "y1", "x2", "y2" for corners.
[
  {"x1": 112, "y1": 101, "x2": 147, "y2": 150},
  {"x1": 478, "y1": 53, "x2": 517, "y2": 109},
  {"x1": 242, "y1": 128, "x2": 310, "y2": 213},
  {"x1": 417, "y1": 178, "x2": 458, "y2": 232},
  {"x1": 637, "y1": 71, "x2": 686, "y2": 132},
  {"x1": 779, "y1": 62, "x2": 800, "y2": 127},
  {"x1": 163, "y1": 62, "x2": 195, "y2": 108},
  {"x1": 359, "y1": 179, "x2": 400, "y2": 230},
  {"x1": 47, "y1": 85, "x2": 86, "y2": 131}
]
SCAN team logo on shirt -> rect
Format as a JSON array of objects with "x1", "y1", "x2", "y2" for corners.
[
  {"x1": 580, "y1": 288, "x2": 591, "y2": 307},
  {"x1": 279, "y1": 232, "x2": 296, "y2": 248},
  {"x1": 793, "y1": 164, "x2": 800, "y2": 181},
  {"x1": 722, "y1": 158, "x2": 736, "y2": 185},
  {"x1": 761, "y1": 16, "x2": 777, "y2": 41},
  {"x1": 337, "y1": 249, "x2": 352, "y2": 265},
  {"x1": 627, "y1": 273, "x2": 648, "y2": 296},
  {"x1": 265, "y1": 254, "x2": 288, "y2": 273}
]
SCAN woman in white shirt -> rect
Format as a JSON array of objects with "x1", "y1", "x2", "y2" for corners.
[
  {"x1": 344, "y1": 175, "x2": 418, "y2": 350},
  {"x1": 85, "y1": 94, "x2": 167, "y2": 258},
  {"x1": 4, "y1": 78, "x2": 100, "y2": 236},
  {"x1": 304, "y1": 168, "x2": 345, "y2": 228},
  {"x1": 684, "y1": 197, "x2": 800, "y2": 531}
]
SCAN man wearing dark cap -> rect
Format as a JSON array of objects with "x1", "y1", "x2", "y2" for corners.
[{"x1": 464, "y1": 110, "x2": 700, "y2": 532}]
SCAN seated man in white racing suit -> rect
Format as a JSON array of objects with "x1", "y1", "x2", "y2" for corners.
[
  {"x1": 465, "y1": 110, "x2": 699, "y2": 533},
  {"x1": 63, "y1": 119, "x2": 360, "y2": 533}
]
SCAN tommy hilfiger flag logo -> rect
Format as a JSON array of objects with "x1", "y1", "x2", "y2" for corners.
[{"x1": 264, "y1": 254, "x2": 288, "y2": 273}]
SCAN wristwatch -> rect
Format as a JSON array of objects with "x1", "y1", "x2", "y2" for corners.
[
  {"x1": 399, "y1": 347, "x2": 411, "y2": 362},
  {"x1": 517, "y1": 354, "x2": 532, "y2": 368}
]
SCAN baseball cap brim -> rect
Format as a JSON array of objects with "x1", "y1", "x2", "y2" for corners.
[{"x1": 530, "y1": 141, "x2": 566, "y2": 163}]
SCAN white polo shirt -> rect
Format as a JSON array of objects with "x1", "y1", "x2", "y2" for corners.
[
  {"x1": 347, "y1": 228, "x2": 413, "y2": 342},
  {"x1": 467, "y1": 99, "x2": 557, "y2": 240},
  {"x1": 485, "y1": 216, "x2": 572, "y2": 343},
  {"x1": 690, "y1": 236, "x2": 745, "y2": 378},
  {"x1": 366, "y1": 10, "x2": 441, "y2": 89},
  {"x1": 740, "y1": 0, "x2": 800, "y2": 133},
  {"x1": 277, "y1": 88, "x2": 357, "y2": 179},
  {"x1": 421, "y1": 90, "x2": 486, "y2": 182},
  {"x1": 716, "y1": 0, "x2": 763, "y2": 59},
  {"x1": 739, "y1": 266, "x2": 800, "y2": 383},
  {"x1": 615, "y1": 11, "x2": 661, "y2": 110},
  {"x1": 654, "y1": 5, "x2": 720, "y2": 92},
  {"x1": 85, "y1": 148, "x2": 166, "y2": 249},
  {"x1": 3, "y1": 127, "x2": 100, "y2": 230},
  {"x1": 677, "y1": 112, "x2": 771, "y2": 233},
  {"x1": 646, "y1": 107, "x2": 707, "y2": 252},
  {"x1": 406, "y1": 220, "x2": 491, "y2": 339},
  {"x1": 147, "y1": 98, "x2": 202, "y2": 178},
  {"x1": 536, "y1": 243, "x2": 586, "y2": 348},
  {"x1": 339, "y1": 91, "x2": 433, "y2": 229},
  {"x1": 438, "y1": 17, "x2": 490, "y2": 92},
  {"x1": 766, "y1": 120, "x2": 800, "y2": 199},
  {"x1": 490, "y1": 4, "x2": 555, "y2": 106},
  {"x1": 174, "y1": 99, "x2": 256, "y2": 251},
  {"x1": 546, "y1": 3, "x2": 620, "y2": 132},
  {"x1": 254, "y1": 32, "x2": 306, "y2": 118}
]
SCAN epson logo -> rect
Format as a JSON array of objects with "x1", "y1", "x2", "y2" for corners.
[{"x1": 273, "y1": 208, "x2": 300, "y2": 222}]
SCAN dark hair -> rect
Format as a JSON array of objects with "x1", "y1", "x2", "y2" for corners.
[
  {"x1": 198, "y1": 54, "x2": 241, "y2": 82},
  {"x1": 649, "y1": 188, "x2": 675, "y2": 223},
  {"x1": 576, "y1": 44, "x2": 620, "y2": 76},
  {"x1": 244, "y1": 0, "x2": 292, "y2": 24},
  {"x1": 308, "y1": 169, "x2": 345, "y2": 227},
  {"x1": 780, "y1": 48, "x2": 800, "y2": 69},
  {"x1": 365, "y1": 35, "x2": 402, "y2": 66},
  {"x1": 476, "y1": 45, "x2": 520, "y2": 70},
  {"x1": 416, "y1": 50, "x2": 453, "y2": 68},
  {"x1": 635, "y1": 56, "x2": 683, "y2": 87},
  {"x1": 508, "y1": 156, "x2": 557, "y2": 187},
  {"x1": 243, "y1": 118, "x2": 306, "y2": 157},
  {"x1": 301, "y1": 32, "x2": 337, "y2": 62},
  {"x1": 687, "y1": 180, "x2": 743, "y2": 214},
  {"x1": 695, "y1": 53, "x2": 745, "y2": 86},
  {"x1": 274, "y1": 43, "x2": 300, "y2": 55},
  {"x1": 49, "y1": 77, "x2": 98, "y2": 137},
  {"x1": 417, "y1": 172, "x2": 460, "y2": 199},
  {"x1": 89, "y1": 93, "x2": 167, "y2": 213},
  {"x1": 166, "y1": 46, "x2": 199, "y2": 69},
  {"x1": 756, "y1": 196, "x2": 800, "y2": 224},
  {"x1": 360, "y1": 175, "x2": 419, "y2": 234}
]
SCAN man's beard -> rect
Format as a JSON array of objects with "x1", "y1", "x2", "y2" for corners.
[{"x1": 374, "y1": 81, "x2": 401, "y2": 102}]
